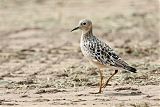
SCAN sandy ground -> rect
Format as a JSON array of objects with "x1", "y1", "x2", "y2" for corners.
[{"x1": 0, "y1": 0, "x2": 160, "y2": 107}]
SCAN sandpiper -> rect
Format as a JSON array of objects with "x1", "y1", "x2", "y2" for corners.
[{"x1": 71, "y1": 19, "x2": 136, "y2": 93}]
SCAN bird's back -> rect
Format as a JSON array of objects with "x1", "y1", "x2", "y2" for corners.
[{"x1": 80, "y1": 34, "x2": 136, "y2": 73}]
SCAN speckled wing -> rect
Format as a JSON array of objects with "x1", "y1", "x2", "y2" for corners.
[{"x1": 87, "y1": 36, "x2": 129, "y2": 69}]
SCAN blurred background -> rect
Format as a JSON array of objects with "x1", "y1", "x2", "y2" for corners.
[{"x1": 0, "y1": 0, "x2": 159, "y2": 106}]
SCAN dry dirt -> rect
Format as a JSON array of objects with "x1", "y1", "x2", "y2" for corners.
[{"x1": 0, "y1": 0, "x2": 160, "y2": 107}]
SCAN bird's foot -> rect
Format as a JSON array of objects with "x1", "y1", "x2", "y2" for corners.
[
  {"x1": 102, "y1": 84, "x2": 107, "y2": 88},
  {"x1": 102, "y1": 83, "x2": 111, "y2": 88},
  {"x1": 89, "y1": 90, "x2": 102, "y2": 94}
]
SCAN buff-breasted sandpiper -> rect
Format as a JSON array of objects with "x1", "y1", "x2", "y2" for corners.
[{"x1": 71, "y1": 19, "x2": 136, "y2": 94}]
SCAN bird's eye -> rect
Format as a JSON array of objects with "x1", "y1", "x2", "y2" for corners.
[{"x1": 83, "y1": 22, "x2": 86, "y2": 25}]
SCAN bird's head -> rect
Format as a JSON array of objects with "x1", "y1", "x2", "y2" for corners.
[{"x1": 71, "y1": 19, "x2": 92, "y2": 33}]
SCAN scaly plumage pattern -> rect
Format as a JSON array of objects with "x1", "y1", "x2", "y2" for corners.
[
  {"x1": 71, "y1": 19, "x2": 136, "y2": 93},
  {"x1": 80, "y1": 27, "x2": 136, "y2": 73}
]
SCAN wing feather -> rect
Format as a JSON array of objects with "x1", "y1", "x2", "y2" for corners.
[{"x1": 88, "y1": 37, "x2": 129, "y2": 69}]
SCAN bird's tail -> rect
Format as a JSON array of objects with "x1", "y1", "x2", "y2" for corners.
[
  {"x1": 125, "y1": 66, "x2": 137, "y2": 73},
  {"x1": 112, "y1": 57, "x2": 137, "y2": 73}
]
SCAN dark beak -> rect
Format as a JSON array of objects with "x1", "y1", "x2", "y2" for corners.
[{"x1": 71, "y1": 26, "x2": 79, "y2": 32}]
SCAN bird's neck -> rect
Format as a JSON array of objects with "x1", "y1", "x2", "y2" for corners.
[
  {"x1": 82, "y1": 29, "x2": 93, "y2": 39},
  {"x1": 81, "y1": 29, "x2": 93, "y2": 42}
]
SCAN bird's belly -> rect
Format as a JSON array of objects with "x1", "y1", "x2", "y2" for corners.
[{"x1": 91, "y1": 60, "x2": 106, "y2": 68}]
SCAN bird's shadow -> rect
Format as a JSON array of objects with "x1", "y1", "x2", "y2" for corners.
[
  {"x1": 105, "y1": 92, "x2": 143, "y2": 97},
  {"x1": 104, "y1": 89, "x2": 143, "y2": 96}
]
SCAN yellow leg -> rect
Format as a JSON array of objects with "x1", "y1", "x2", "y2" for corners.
[
  {"x1": 90, "y1": 69, "x2": 103, "y2": 94},
  {"x1": 102, "y1": 70, "x2": 118, "y2": 88},
  {"x1": 98, "y1": 69, "x2": 103, "y2": 93}
]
